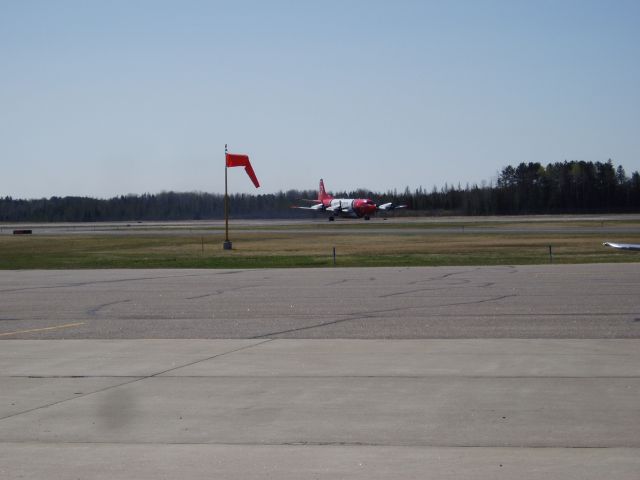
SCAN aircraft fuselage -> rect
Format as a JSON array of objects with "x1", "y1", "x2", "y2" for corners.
[{"x1": 323, "y1": 198, "x2": 378, "y2": 218}]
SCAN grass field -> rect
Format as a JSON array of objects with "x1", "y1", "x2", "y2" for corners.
[{"x1": 1, "y1": 218, "x2": 640, "y2": 268}]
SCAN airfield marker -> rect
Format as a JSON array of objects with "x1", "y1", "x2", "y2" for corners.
[{"x1": 0, "y1": 322, "x2": 85, "y2": 338}]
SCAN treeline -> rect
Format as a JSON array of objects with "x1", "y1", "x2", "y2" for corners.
[
  {"x1": 415, "y1": 159, "x2": 640, "y2": 215},
  {"x1": 1, "y1": 160, "x2": 639, "y2": 222},
  {"x1": 0, "y1": 190, "x2": 317, "y2": 222}
]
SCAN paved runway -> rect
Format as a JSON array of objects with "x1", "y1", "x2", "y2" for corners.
[
  {"x1": 1, "y1": 265, "x2": 639, "y2": 478},
  {"x1": 1, "y1": 264, "x2": 639, "y2": 339},
  {"x1": 2, "y1": 214, "x2": 640, "y2": 236}
]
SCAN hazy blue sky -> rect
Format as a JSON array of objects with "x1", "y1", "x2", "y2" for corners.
[{"x1": 1, "y1": 0, "x2": 639, "y2": 198}]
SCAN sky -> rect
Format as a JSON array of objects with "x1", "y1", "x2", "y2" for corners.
[{"x1": 1, "y1": 0, "x2": 639, "y2": 199}]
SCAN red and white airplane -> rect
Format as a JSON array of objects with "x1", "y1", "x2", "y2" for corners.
[{"x1": 294, "y1": 179, "x2": 407, "y2": 220}]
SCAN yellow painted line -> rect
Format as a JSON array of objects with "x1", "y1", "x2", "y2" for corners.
[{"x1": 0, "y1": 322, "x2": 86, "y2": 338}]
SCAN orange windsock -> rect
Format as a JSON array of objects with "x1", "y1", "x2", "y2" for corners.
[{"x1": 225, "y1": 153, "x2": 260, "y2": 188}]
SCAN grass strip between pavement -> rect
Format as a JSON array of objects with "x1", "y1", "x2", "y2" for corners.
[{"x1": 2, "y1": 222, "x2": 640, "y2": 269}]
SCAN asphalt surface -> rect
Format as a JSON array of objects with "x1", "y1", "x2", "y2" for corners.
[
  {"x1": 1, "y1": 264, "x2": 639, "y2": 339},
  {"x1": 2, "y1": 214, "x2": 640, "y2": 236}
]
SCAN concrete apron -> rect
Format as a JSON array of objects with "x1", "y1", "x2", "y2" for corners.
[{"x1": 1, "y1": 339, "x2": 639, "y2": 479}]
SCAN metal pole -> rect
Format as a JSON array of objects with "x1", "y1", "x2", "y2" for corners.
[
  {"x1": 223, "y1": 144, "x2": 232, "y2": 250},
  {"x1": 225, "y1": 145, "x2": 228, "y2": 242}
]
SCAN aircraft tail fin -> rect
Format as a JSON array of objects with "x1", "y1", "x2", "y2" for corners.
[{"x1": 318, "y1": 179, "x2": 332, "y2": 202}]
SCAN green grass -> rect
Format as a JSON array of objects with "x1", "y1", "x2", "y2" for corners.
[
  {"x1": 227, "y1": 218, "x2": 640, "y2": 231},
  {"x1": 2, "y1": 223, "x2": 640, "y2": 269}
]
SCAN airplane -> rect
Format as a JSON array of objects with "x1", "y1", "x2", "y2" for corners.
[
  {"x1": 603, "y1": 242, "x2": 640, "y2": 251},
  {"x1": 293, "y1": 179, "x2": 407, "y2": 221}
]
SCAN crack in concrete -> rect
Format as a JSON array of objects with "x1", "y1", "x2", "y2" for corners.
[
  {"x1": 87, "y1": 300, "x2": 132, "y2": 317},
  {"x1": 252, "y1": 295, "x2": 517, "y2": 338},
  {"x1": 1, "y1": 440, "x2": 636, "y2": 448},
  {"x1": 185, "y1": 291, "x2": 226, "y2": 300},
  {"x1": 380, "y1": 282, "x2": 474, "y2": 298},
  {"x1": 408, "y1": 270, "x2": 477, "y2": 285},
  {"x1": 324, "y1": 279, "x2": 350, "y2": 287},
  {"x1": 0, "y1": 273, "x2": 213, "y2": 294},
  {"x1": 0, "y1": 340, "x2": 272, "y2": 422},
  {"x1": 12, "y1": 374, "x2": 638, "y2": 379},
  {"x1": 185, "y1": 285, "x2": 257, "y2": 300}
]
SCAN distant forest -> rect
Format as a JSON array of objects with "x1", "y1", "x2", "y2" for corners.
[{"x1": 2, "y1": 160, "x2": 639, "y2": 222}]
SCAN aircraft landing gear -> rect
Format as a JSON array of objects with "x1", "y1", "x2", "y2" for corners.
[
  {"x1": 329, "y1": 216, "x2": 335, "y2": 221},
  {"x1": 364, "y1": 215, "x2": 370, "y2": 220}
]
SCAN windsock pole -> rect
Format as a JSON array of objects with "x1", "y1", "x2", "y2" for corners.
[
  {"x1": 223, "y1": 144, "x2": 232, "y2": 250},
  {"x1": 222, "y1": 145, "x2": 258, "y2": 250}
]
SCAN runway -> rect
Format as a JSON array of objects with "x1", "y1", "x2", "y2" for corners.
[
  {"x1": 1, "y1": 265, "x2": 639, "y2": 478},
  {"x1": 1, "y1": 264, "x2": 639, "y2": 339},
  {"x1": 3, "y1": 214, "x2": 640, "y2": 236}
]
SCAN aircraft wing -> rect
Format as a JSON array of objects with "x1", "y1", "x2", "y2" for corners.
[
  {"x1": 378, "y1": 202, "x2": 407, "y2": 211},
  {"x1": 293, "y1": 204, "x2": 344, "y2": 215},
  {"x1": 292, "y1": 204, "x2": 326, "y2": 211},
  {"x1": 603, "y1": 242, "x2": 640, "y2": 251}
]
